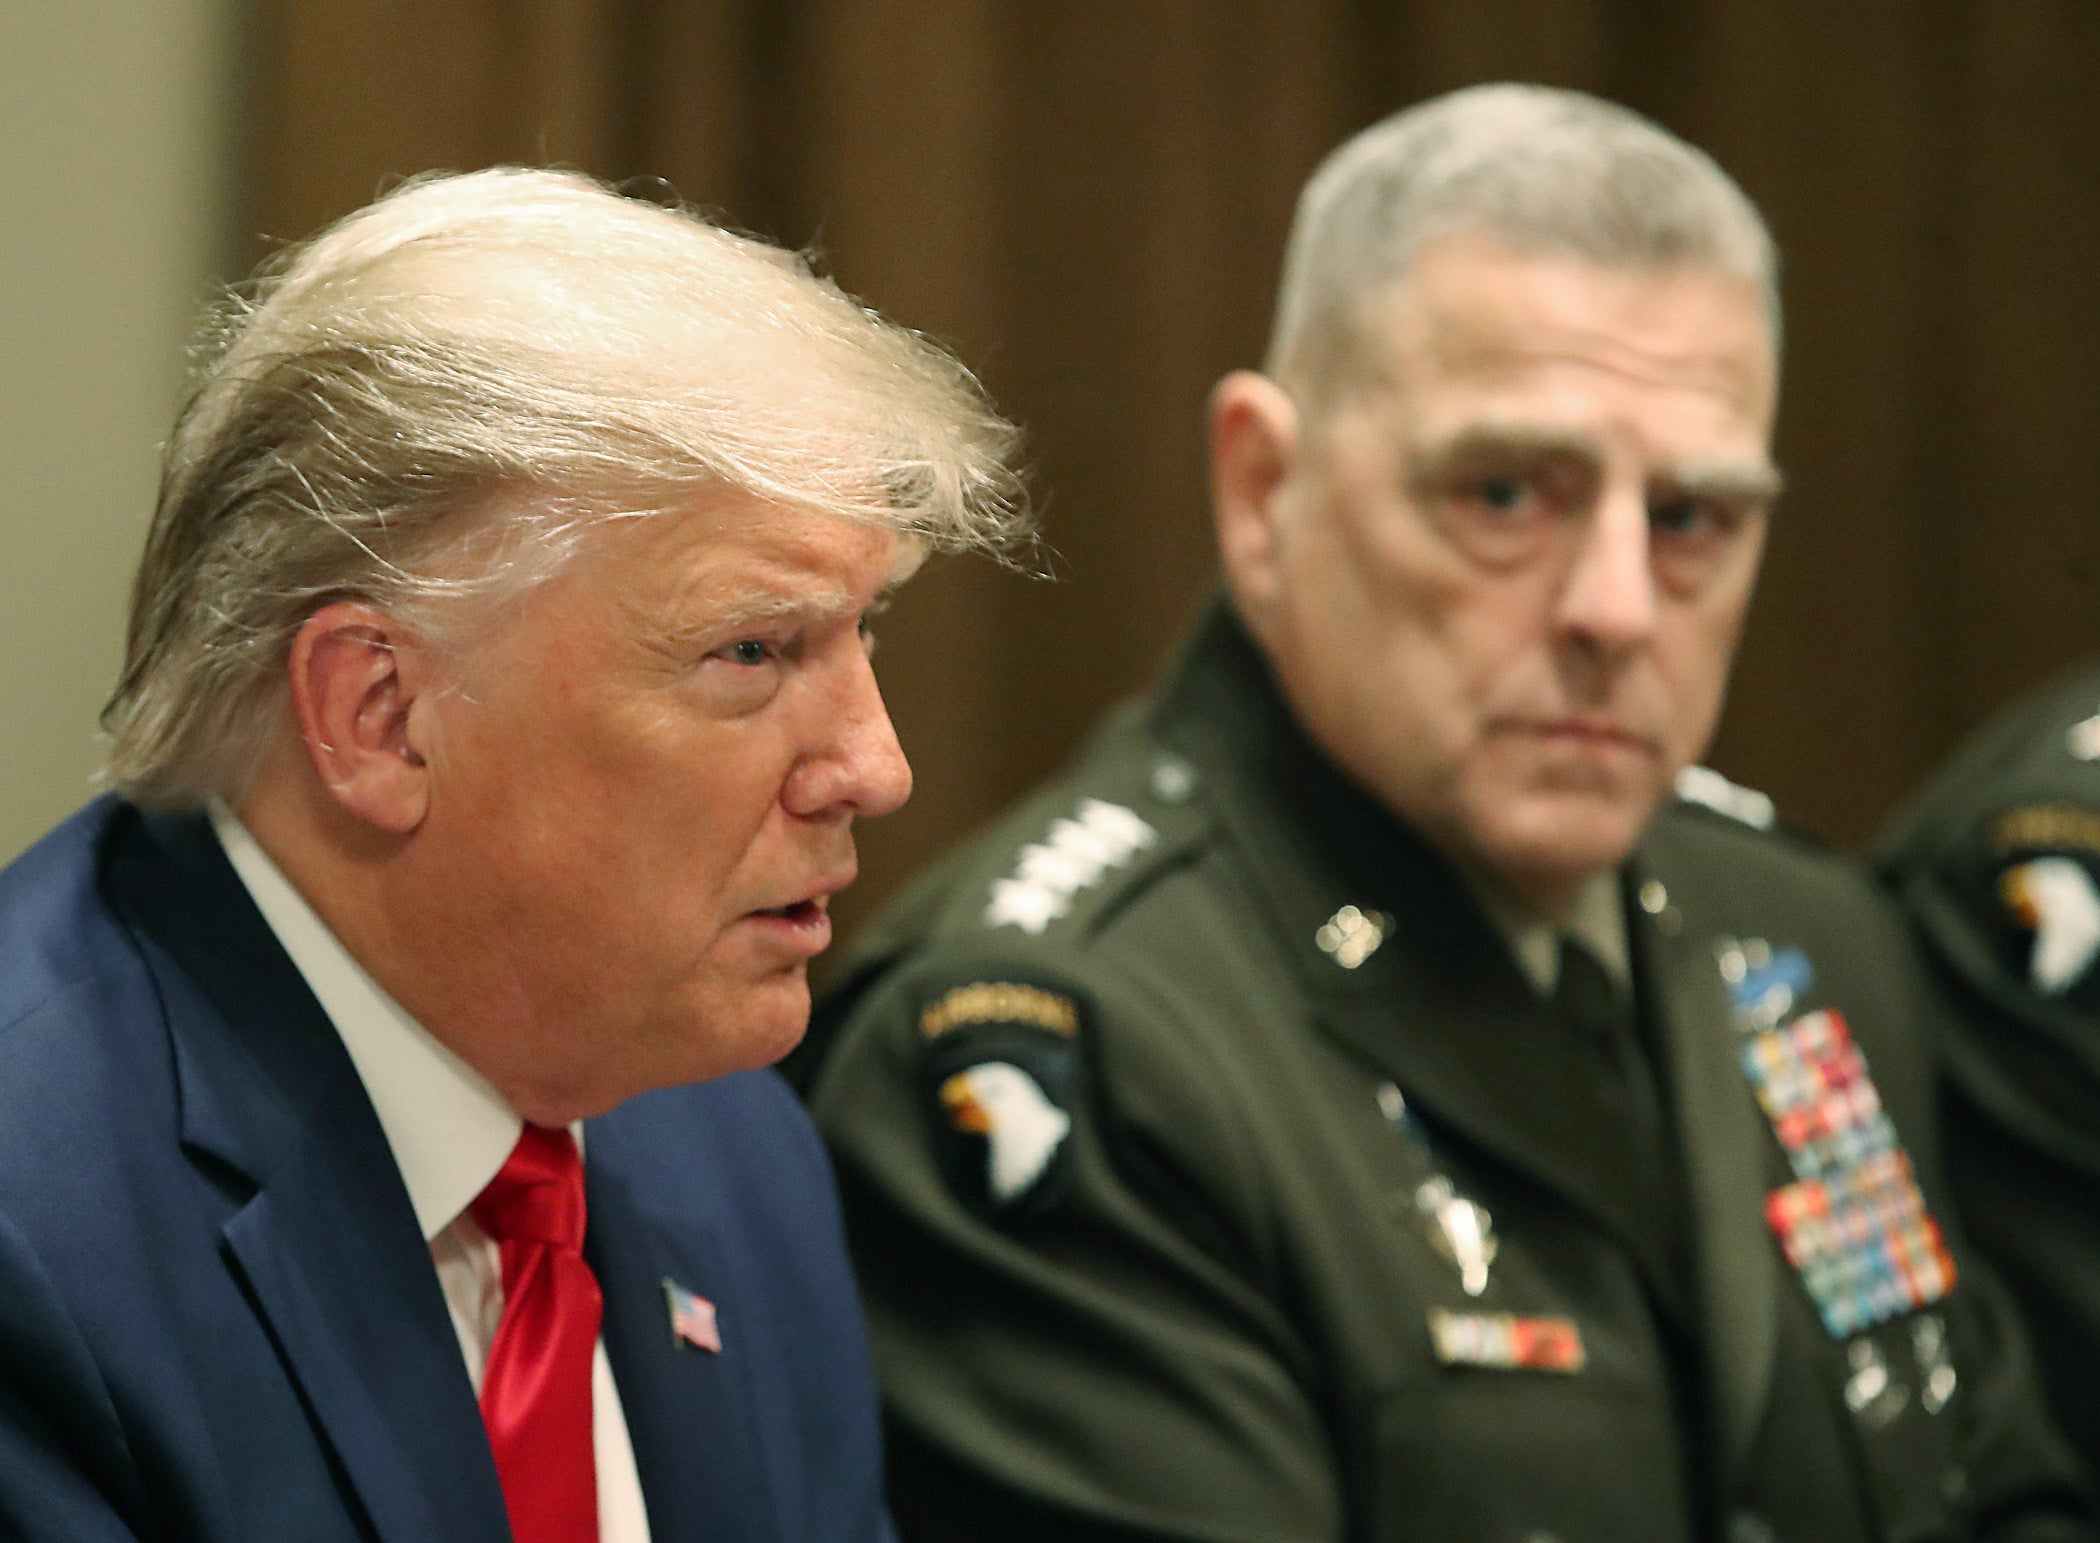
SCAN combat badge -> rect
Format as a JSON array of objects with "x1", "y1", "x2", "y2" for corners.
[
  {"x1": 917, "y1": 977, "x2": 1084, "y2": 1223},
  {"x1": 1377, "y1": 1081, "x2": 1497, "y2": 1297}
]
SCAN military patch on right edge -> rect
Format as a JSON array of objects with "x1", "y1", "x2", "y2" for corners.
[
  {"x1": 1720, "y1": 941, "x2": 1957, "y2": 1339},
  {"x1": 915, "y1": 975, "x2": 1085, "y2": 1224},
  {"x1": 1984, "y1": 805, "x2": 2100, "y2": 1003}
]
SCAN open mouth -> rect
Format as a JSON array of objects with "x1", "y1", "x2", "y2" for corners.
[{"x1": 746, "y1": 896, "x2": 835, "y2": 958}]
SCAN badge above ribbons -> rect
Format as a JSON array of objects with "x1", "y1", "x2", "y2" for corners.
[
  {"x1": 1723, "y1": 943, "x2": 1957, "y2": 1341},
  {"x1": 916, "y1": 976, "x2": 1084, "y2": 1223}
]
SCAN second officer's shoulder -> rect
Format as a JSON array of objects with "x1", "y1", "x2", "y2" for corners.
[
  {"x1": 1880, "y1": 656, "x2": 2100, "y2": 864},
  {"x1": 1660, "y1": 763, "x2": 1830, "y2": 866},
  {"x1": 805, "y1": 705, "x2": 1278, "y2": 1228},
  {"x1": 801, "y1": 702, "x2": 1228, "y2": 1080},
  {"x1": 861, "y1": 703, "x2": 1220, "y2": 964},
  {"x1": 1651, "y1": 764, "x2": 1879, "y2": 921},
  {"x1": 1875, "y1": 658, "x2": 2100, "y2": 1017}
]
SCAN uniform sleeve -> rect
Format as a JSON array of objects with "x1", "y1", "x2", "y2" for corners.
[
  {"x1": 1878, "y1": 766, "x2": 2100, "y2": 1470},
  {"x1": 1844, "y1": 863, "x2": 2100, "y2": 1536},
  {"x1": 808, "y1": 955, "x2": 1344, "y2": 1543},
  {"x1": 1925, "y1": 1178, "x2": 2100, "y2": 1540},
  {"x1": 0, "y1": 1214, "x2": 148, "y2": 1541}
]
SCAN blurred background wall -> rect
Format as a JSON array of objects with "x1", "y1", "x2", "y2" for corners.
[
  {"x1": 5, "y1": 1, "x2": 2097, "y2": 949},
  {"x1": 0, "y1": 0, "x2": 240, "y2": 863}
]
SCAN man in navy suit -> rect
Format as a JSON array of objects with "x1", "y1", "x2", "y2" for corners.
[{"x1": 0, "y1": 167, "x2": 1024, "y2": 1541}]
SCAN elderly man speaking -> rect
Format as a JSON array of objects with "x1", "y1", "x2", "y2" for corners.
[
  {"x1": 807, "y1": 86, "x2": 2097, "y2": 1541},
  {"x1": 0, "y1": 170, "x2": 1020, "y2": 1541}
]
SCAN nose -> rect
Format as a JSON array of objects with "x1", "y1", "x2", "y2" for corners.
[
  {"x1": 1554, "y1": 482, "x2": 1659, "y2": 658},
  {"x1": 781, "y1": 643, "x2": 914, "y2": 822}
]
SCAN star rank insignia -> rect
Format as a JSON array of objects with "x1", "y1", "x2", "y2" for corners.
[{"x1": 983, "y1": 799, "x2": 1157, "y2": 935}]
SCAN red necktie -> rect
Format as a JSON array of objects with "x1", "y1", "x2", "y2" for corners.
[{"x1": 470, "y1": 1124, "x2": 603, "y2": 1543}]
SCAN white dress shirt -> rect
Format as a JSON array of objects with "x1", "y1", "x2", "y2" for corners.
[{"x1": 211, "y1": 804, "x2": 652, "y2": 1542}]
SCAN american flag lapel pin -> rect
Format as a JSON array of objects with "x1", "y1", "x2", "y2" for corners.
[{"x1": 663, "y1": 1277, "x2": 722, "y2": 1353}]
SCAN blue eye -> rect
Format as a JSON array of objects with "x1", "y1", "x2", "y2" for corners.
[
  {"x1": 1477, "y1": 479, "x2": 1524, "y2": 511},
  {"x1": 726, "y1": 639, "x2": 769, "y2": 666}
]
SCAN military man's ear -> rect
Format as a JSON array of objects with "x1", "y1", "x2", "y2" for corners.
[
  {"x1": 1208, "y1": 370, "x2": 1299, "y2": 630},
  {"x1": 284, "y1": 601, "x2": 440, "y2": 835}
]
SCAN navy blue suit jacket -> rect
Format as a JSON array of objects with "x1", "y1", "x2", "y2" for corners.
[{"x1": 0, "y1": 798, "x2": 897, "y2": 1542}]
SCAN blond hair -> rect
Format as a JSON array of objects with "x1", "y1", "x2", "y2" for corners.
[{"x1": 103, "y1": 167, "x2": 1028, "y2": 807}]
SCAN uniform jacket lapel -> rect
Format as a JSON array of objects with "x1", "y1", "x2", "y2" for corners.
[
  {"x1": 1629, "y1": 856, "x2": 1780, "y2": 1501},
  {"x1": 108, "y1": 812, "x2": 509, "y2": 1542},
  {"x1": 1154, "y1": 606, "x2": 1685, "y2": 1305}
]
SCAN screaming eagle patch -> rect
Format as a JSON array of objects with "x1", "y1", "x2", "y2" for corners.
[
  {"x1": 916, "y1": 975, "x2": 1084, "y2": 1223},
  {"x1": 1981, "y1": 807, "x2": 2100, "y2": 1002}
]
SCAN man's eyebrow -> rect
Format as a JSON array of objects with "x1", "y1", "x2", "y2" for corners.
[
  {"x1": 679, "y1": 587, "x2": 861, "y2": 638},
  {"x1": 1416, "y1": 423, "x2": 1608, "y2": 470},
  {"x1": 1661, "y1": 457, "x2": 1785, "y2": 504},
  {"x1": 1413, "y1": 425, "x2": 1784, "y2": 503}
]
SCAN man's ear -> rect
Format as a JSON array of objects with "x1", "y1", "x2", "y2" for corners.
[
  {"x1": 284, "y1": 600, "x2": 439, "y2": 834},
  {"x1": 1208, "y1": 370, "x2": 1300, "y2": 620}
]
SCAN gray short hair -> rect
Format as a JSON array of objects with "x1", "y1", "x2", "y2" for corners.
[
  {"x1": 103, "y1": 167, "x2": 1029, "y2": 809},
  {"x1": 1266, "y1": 83, "x2": 1779, "y2": 394}
]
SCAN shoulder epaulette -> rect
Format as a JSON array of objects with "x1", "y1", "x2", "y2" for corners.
[
  {"x1": 1675, "y1": 764, "x2": 1777, "y2": 830},
  {"x1": 973, "y1": 747, "x2": 1210, "y2": 943}
]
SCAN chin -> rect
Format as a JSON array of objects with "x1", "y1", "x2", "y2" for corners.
[
  {"x1": 694, "y1": 977, "x2": 813, "y2": 1077},
  {"x1": 1482, "y1": 790, "x2": 1655, "y2": 884}
]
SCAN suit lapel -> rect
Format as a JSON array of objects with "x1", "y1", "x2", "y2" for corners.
[
  {"x1": 109, "y1": 812, "x2": 509, "y2": 1542},
  {"x1": 586, "y1": 1118, "x2": 780, "y2": 1543},
  {"x1": 218, "y1": 1123, "x2": 507, "y2": 1540},
  {"x1": 1633, "y1": 854, "x2": 1780, "y2": 1501}
]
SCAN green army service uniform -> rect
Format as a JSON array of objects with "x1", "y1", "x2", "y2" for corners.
[
  {"x1": 809, "y1": 604, "x2": 2094, "y2": 1543},
  {"x1": 1880, "y1": 659, "x2": 2100, "y2": 1464}
]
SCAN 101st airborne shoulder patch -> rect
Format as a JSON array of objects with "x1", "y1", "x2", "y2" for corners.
[
  {"x1": 916, "y1": 975, "x2": 1085, "y2": 1223},
  {"x1": 1988, "y1": 806, "x2": 2100, "y2": 999}
]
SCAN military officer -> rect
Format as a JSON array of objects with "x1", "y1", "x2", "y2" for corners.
[
  {"x1": 1879, "y1": 659, "x2": 2100, "y2": 1464},
  {"x1": 806, "y1": 85, "x2": 2096, "y2": 1541}
]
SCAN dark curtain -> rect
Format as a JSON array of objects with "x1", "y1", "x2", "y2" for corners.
[{"x1": 239, "y1": 1, "x2": 2100, "y2": 940}]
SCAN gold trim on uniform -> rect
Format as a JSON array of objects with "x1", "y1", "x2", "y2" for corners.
[{"x1": 919, "y1": 982, "x2": 1081, "y2": 1040}]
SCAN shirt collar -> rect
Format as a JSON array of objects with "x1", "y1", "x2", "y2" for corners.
[
  {"x1": 1461, "y1": 865, "x2": 1629, "y2": 999},
  {"x1": 208, "y1": 801, "x2": 521, "y2": 1240}
]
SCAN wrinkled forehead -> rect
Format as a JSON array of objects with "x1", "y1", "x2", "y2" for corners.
[
  {"x1": 1321, "y1": 236, "x2": 1780, "y2": 427},
  {"x1": 612, "y1": 492, "x2": 925, "y2": 607}
]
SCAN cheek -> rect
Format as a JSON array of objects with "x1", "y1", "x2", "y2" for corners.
[
  {"x1": 1656, "y1": 592, "x2": 1757, "y2": 729},
  {"x1": 1427, "y1": 572, "x2": 1565, "y2": 715}
]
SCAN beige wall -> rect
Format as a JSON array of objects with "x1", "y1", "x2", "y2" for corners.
[{"x1": 0, "y1": 0, "x2": 236, "y2": 862}]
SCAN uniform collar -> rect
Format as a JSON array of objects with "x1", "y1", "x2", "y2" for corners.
[
  {"x1": 1148, "y1": 599, "x2": 1681, "y2": 1296},
  {"x1": 1149, "y1": 598, "x2": 1631, "y2": 1002},
  {"x1": 1463, "y1": 865, "x2": 1629, "y2": 998},
  {"x1": 209, "y1": 802, "x2": 521, "y2": 1241}
]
